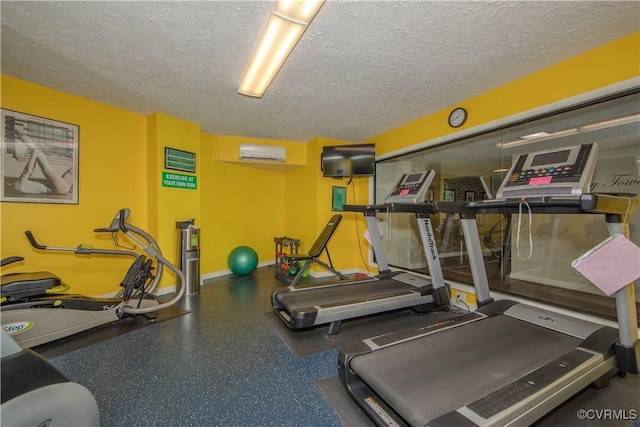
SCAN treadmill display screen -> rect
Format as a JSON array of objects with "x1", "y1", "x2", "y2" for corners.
[
  {"x1": 496, "y1": 143, "x2": 597, "y2": 199},
  {"x1": 405, "y1": 173, "x2": 423, "y2": 183},
  {"x1": 530, "y1": 150, "x2": 571, "y2": 167},
  {"x1": 385, "y1": 170, "x2": 436, "y2": 204}
]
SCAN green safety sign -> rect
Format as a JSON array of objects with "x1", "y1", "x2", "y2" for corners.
[
  {"x1": 162, "y1": 172, "x2": 197, "y2": 190},
  {"x1": 332, "y1": 186, "x2": 347, "y2": 211}
]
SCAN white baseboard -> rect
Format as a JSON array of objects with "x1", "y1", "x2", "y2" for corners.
[
  {"x1": 200, "y1": 260, "x2": 275, "y2": 282},
  {"x1": 200, "y1": 259, "x2": 372, "y2": 283}
]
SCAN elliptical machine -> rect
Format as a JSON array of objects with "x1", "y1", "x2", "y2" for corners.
[{"x1": 1, "y1": 208, "x2": 186, "y2": 348}]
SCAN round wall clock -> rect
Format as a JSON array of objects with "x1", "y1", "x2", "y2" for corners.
[{"x1": 448, "y1": 107, "x2": 468, "y2": 128}]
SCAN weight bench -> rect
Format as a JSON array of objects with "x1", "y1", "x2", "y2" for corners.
[{"x1": 283, "y1": 214, "x2": 347, "y2": 287}]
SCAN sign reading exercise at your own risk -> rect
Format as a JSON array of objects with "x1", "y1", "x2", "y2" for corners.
[
  {"x1": 162, "y1": 171, "x2": 197, "y2": 190},
  {"x1": 162, "y1": 147, "x2": 196, "y2": 190}
]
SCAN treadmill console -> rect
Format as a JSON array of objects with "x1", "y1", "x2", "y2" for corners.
[
  {"x1": 497, "y1": 143, "x2": 598, "y2": 199},
  {"x1": 385, "y1": 170, "x2": 436, "y2": 204}
]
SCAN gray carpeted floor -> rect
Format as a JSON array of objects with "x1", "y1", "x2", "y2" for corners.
[
  {"x1": 42, "y1": 267, "x2": 639, "y2": 426},
  {"x1": 33, "y1": 304, "x2": 190, "y2": 359}
]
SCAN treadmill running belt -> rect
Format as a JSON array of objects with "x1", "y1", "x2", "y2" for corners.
[
  {"x1": 275, "y1": 279, "x2": 422, "y2": 311},
  {"x1": 349, "y1": 314, "x2": 580, "y2": 426}
]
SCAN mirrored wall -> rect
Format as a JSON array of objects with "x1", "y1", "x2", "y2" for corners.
[{"x1": 375, "y1": 89, "x2": 640, "y2": 322}]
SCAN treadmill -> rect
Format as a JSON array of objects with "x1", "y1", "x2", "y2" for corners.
[
  {"x1": 271, "y1": 170, "x2": 456, "y2": 336},
  {"x1": 338, "y1": 143, "x2": 640, "y2": 426}
]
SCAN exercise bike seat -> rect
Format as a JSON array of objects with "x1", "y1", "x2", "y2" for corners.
[{"x1": 1, "y1": 272, "x2": 62, "y2": 303}]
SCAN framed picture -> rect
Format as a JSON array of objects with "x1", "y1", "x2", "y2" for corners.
[
  {"x1": 1, "y1": 109, "x2": 79, "y2": 204},
  {"x1": 332, "y1": 186, "x2": 347, "y2": 211},
  {"x1": 465, "y1": 191, "x2": 475, "y2": 202},
  {"x1": 443, "y1": 190, "x2": 455, "y2": 201}
]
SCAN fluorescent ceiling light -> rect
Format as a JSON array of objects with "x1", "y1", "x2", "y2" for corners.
[
  {"x1": 579, "y1": 113, "x2": 640, "y2": 131},
  {"x1": 520, "y1": 132, "x2": 551, "y2": 140},
  {"x1": 275, "y1": 0, "x2": 324, "y2": 22},
  {"x1": 497, "y1": 113, "x2": 640, "y2": 149},
  {"x1": 238, "y1": 0, "x2": 325, "y2": 98},
  {"x1": 498, "y1": 128, "x2": 579, "y2": 149}
]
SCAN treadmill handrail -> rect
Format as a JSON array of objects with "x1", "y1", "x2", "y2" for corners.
[
  {"x1": 342, "y1": 201, "x2": 472, "y2": 215},
  {"x1": 468, "y1": 192, "x2": 640, "y2": 365},
  {"x1": 467, "y1": 193, "x2": 639, "y2": 215}
]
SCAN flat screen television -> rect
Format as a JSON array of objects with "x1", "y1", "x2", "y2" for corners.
[{"x1": 321, "y1": 144, "x2": 376, "y2": 178}]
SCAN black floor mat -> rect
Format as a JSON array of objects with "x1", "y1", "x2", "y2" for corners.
[
  {"x1": 265, "y1": 307, "x2": 464, "y2": 357},
  {"x1": 32, "y1": 305, "x2": 190, "y2": 359},
  {"x1": 316, "y1": 376, "x2": 374, "y2": 427}
]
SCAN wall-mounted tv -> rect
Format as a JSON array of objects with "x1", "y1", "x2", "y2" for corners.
[{"x1": 321, "y1": 143, "x2": 376, "y2": 178}]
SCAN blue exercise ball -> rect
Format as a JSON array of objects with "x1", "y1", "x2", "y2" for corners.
[{"x1": 228, "y1": 246, "x2": 259, "y2": 276}]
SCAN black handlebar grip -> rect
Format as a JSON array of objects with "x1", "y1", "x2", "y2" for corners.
[
  {"x1": 25, "y1": 231, "x2": 47, "y2": 250},
  {"x1": 1, "y1": 256, "x2": 24, "y2": 267},
  {"x1": 118, "y1": 208, "x2": 128, "y2": 232},
  {"x1": 94, "y1": 208, "x2": 130, "y2": 233}
]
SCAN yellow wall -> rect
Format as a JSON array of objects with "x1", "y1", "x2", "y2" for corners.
[
  {"x1": 201, "y1": 133, "x2": 288, "y2": 273},
  {"x1": 0, "y1": 77, "x2": 369, "y2": 294},
  {"x1": 1, "y1": 32, "x2": 638, "y2": 295},
  {"x1": 1, "y1": 75, "x2": 148, "y2": 295},
  {"x1": 283, "y1": 137, "x2": 372, "y2": 273},
  {"x1": 201, "y1": 134, "x2": 371, "y2": 275},
  {"x1": 147, "y1": 113, "x2": 202, "y2": 288},
  {"x1": 370, "y1": 32, "x2": 640, "y2": 155}
]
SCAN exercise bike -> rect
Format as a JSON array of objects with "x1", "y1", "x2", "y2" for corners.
[{"x1": 1, "y1": 208, "x2": 186, "y2": 348}]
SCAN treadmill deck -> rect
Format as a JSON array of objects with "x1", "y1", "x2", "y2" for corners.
[
  {"x1": 275, "y1": 277, "x2": 431, "y2": 311},
  {"x1": 349, "y1": 314, "x2": 584, "y2": 426}
]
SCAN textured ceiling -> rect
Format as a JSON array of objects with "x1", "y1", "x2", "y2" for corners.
[{"x1": 1, "y1": 1, "x2": 639, "y2": 143}]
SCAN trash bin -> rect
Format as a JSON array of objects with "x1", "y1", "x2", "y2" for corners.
[{"x1": 176, "y1": 219, "x2": 200, "y2": 295}]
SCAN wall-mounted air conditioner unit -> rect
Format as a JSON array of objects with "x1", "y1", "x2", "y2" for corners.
[{"x1": 239, "y1": 144, "x2": 286, "y2": 162}]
